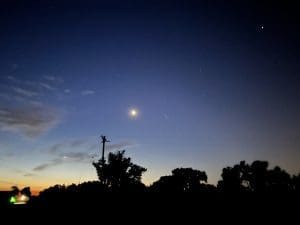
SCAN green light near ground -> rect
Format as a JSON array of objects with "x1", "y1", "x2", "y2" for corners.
[{"x1": 9, "y1": 196, "x2": 17, "y2": 204}]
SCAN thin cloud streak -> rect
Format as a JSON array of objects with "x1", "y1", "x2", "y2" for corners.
[
  {"x1": 33, "y1": 152, "x2": 97, "y2": 171},
  {"x1": 33, "y1": 158, "x2": 63, "y2": 171},
  {"x1": 24, "y1": 173, "x2": 36, "y2": 177},
  {"x1": 34, "y1": 139, "x2": 135, "y2": 171},
  {"x1": 43, "y1": 75, "x2": 64, "y2": 83},
  {"x1": 47, "y1": 138, "x2": 89, "y2": 153},
  {"x1": 12, "y1": 87, "x2": 38, "y2": 97},
  {"x1": 106, "y1": 140, "x2": 136, "y2": 151},
  {"x1": 81, "y1": 90, "x2": 95, "y2": 96},
  {"x1": 39, "y1": 82, "x2": 56, "y2": 91}
]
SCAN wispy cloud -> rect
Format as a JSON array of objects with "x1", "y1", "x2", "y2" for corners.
[
  {"x1": 106, "y1": 140, "x2": 135, "y2": 151},
  {"x1": 48, "y1": 143, "x2": 65, "y2": 153},
  {"x1": 34, "y1": 139, "x2": 135, "y2": 171},
  {"x1": 87, "y1": 140, "x2": 135, "y2": 153},
  {"x1": 64, "y1": 89, "x2": 71, "y2": 94},
  {"x1": 7, "y1": 76, "x2": 37, "y2": 87},
  {"x1": 47, "y1": 138, "x2": 88, "y2": 153},
  {"x1": 7, "y1": 75, "x2": 19, "y2": 82},
  {"x1": 81, "y1": 90, "x2": 95, "y2": 96},
  {"x1": 33, "y1": 158, "x2": 63, "y2": 171},
  {"x1": 43, "y1": 75, "x2": 64, "y2": 83},
  {"x1": 33, "y1": 152, "x2": 96, "y2": 171},
  {"x1": 59, "y1": 152, "x2": 97, "y2": 161},
  {"x1": 5, "y1": 168, "x2": 36, "y2": 177},
  {"x1": 70, "y1": 139, "x2": 86, "y2": 147},
  {"x1": 39, "y1": 82, "x2": 56, "y2": 91},
  {"x1": 0, "y1": 105, "x2": 61, "y2": 138},
  {"x1": 47, "y1": 139, "x2": 134, "y2": 154},
  {"x1": 12, "y1": 87, "x2": 38, "y2": 97},
  {"x1": 24, "y1": 173, "x2": 36, "y2": 177}
]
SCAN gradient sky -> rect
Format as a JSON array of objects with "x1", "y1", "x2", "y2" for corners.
[{"x1": 0, "y1": 0, "x2": 299, "y2": 192}]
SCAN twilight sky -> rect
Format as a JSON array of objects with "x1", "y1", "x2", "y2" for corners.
[{"x1": 0, "y1": 0, "x2": 299, "y2": 192}]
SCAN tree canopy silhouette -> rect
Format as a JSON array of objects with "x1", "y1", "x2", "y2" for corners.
[
  {"x1": 218, "y1": 160, "x2": 294, "y2": 193},
  {"x1": 292, "y1": 173, "x2": 300, "y2": 192},
  {"x1": 93, "y1": 150, "x2": 147, "y2": 191},
  {"x1": 11, "y1": 186, "x2": 20, "y2": 196},
  {"x1": 150, "y1": 168, "x2": 211, "y2": 192},
  {"x1": 20, "y1": 187, "x2": 32, "y2": 198}
]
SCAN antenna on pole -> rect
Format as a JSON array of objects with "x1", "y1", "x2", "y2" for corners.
[{"x1": 100, "y1": 135, "x2": 110, "y2": 163}]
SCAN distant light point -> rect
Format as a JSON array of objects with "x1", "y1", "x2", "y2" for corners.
[{"x1": 259, "y1": 24, "x2": 264, "y2": 31}]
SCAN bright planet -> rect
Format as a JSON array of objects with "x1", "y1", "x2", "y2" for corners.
[{"x1": 129, "y1": 109, "x2": 138, "y2": 118}]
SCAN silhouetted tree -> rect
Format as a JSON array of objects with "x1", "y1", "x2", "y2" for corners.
[
  {"x1": 217, "y1": 160, "x2": 295, "y2": 193},
  {"x1": 248, "y1": 160, "x2": 269, "y2": 192},
  {"x1": 39, "y1": 184, "x2": 66, "y2": 197},
  {"x1": 292, "y1": 173, "x2": 300, "y2": 192},
  {"x1": 172, "y1": 168, "x2": 207, "y2": 192},
  {"x1": 217, "y1": 161, "x2": 250, "y2": 193},
  {"x1": 267, "y1": 166, "x2": 292, "y2": 192},
  {"x1": 150, "y1": 175, "x2": 182, "y2": 192},
  {"x1": 150, "y1": 168, "x2": 208, "y2": 192},
  {"x1": 11, "y1": 186, "x2": 19, "y2": 196},
  {"x1": 93, "y1": 150, "x2": 147, "y2": 191},
  {"x1": 21, "y1": 187, "x2": 31, "y2": 198},
  {"x1": 37, "y1": 181, "x2": 108, "y2": 206}
]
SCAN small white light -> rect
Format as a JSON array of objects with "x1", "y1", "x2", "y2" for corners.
[{"x1": 20, "y1": 195, "x2": 27, "y2": 201}]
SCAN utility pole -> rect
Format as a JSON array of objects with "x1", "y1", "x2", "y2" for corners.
[{"x1": 100, "y1": 135, "x2": 110, "y2": 163}]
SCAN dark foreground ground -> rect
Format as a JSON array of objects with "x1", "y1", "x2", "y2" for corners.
[
  {"x1": 1, "y1": 194, "x2": 298, "y2": 225},
  {"x1": 2, "y1": 193, "x2": 298, "y2": 214}
]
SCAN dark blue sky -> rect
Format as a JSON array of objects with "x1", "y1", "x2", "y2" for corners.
[{"x1": 0, "y1": 0, "x2": 299, "y2": 191}]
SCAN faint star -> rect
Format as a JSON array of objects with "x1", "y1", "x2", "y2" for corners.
[{"x1": 259, "y1": 24, "x2": 264, "y2": 31}]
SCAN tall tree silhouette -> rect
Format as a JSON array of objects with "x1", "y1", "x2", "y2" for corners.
[{"x1": 93, "y1": 150, "x2": 147, "y2": 191}]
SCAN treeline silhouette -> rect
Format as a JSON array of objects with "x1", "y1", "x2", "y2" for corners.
[
  {"x1": 41, "y1": 151, "x2": 299, "y2": 194},
  {"x1": 4, "y1": 150, "x2": 299, "y2": 208}
]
